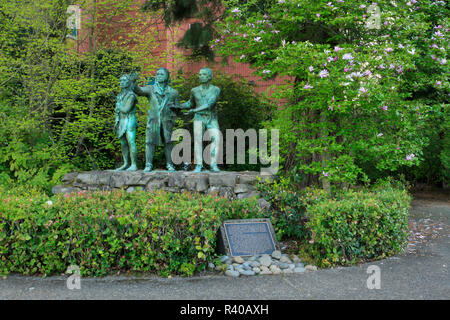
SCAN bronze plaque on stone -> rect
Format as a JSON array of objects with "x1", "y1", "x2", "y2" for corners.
[{"x1": 217, "y1": 219, "x2": 279, "y2": 257}]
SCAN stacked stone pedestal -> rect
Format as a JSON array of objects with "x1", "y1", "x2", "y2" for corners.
[{"x1": 52, "y1": 170, "x2": 274, "y2": 204}]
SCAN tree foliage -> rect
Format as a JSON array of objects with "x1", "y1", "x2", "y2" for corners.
[
  {"x1": 215, "y1": 0, "x2": 449, "y2": 189},
  {"x1": 0, "y1": 0, "x2": 162, "y2": 192}
]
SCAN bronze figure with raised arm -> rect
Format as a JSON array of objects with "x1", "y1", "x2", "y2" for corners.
[{"x1": 133, "y1": 68, "x2": 180, "y2": 172}]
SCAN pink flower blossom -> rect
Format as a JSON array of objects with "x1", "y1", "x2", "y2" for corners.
[
  {"x1": 319, "y1": 70, "x2": 329, "y2": 78},
  {"x1": 382, "y1": 105, "x2": 388, "y2": 111},
  {"x1": 304, "y1": 83, "x2": 313, "y2": 89},
  {"x1": 342, "y1": 53, "x2": 354, "y2": 60}
]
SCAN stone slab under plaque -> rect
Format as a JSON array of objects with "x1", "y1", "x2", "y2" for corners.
[{"x1": 217, "y1": 219, "x2": 280, "y2": 257}]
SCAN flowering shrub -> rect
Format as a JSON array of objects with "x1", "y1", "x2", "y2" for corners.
[
  {"x1": 215, "y1": 0, "x2": 449, "y2": 188},
  {"x1": 0, "y1": 187, "x2": 264, "y2": 276}
]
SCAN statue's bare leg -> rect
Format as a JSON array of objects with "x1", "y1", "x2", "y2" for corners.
[{"x1": 116, "y1": 137, "x2": 130, "y2": 171}]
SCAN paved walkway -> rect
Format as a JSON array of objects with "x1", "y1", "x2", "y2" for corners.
[{"x1": 1, "y1": 192, "x2": 448, "y2": 300}]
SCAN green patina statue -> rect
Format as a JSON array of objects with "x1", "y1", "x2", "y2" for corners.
[
  {"x1": 181, "y1": 68, "x2": 221, "y2": 172},
  {"x1": 114, "y1": 73, "x2": 138, "y2": 171},
  {"x1": 133, "y1": 68, "x2": 180, "y2": 172}
]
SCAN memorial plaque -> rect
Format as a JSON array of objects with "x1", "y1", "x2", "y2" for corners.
[{"x1": 217, "y1": 219, "x2": 279, "y2": 257}]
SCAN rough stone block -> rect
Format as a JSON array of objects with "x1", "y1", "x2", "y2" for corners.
[
  {"x1": 237, "y1": 191, "x2": 261, "y2": 199},
  {"x1": 195, "y1": 176, "x2": 209, "y2": 192},
  {"x1": 168, "y1": 173, "x2": 186, "y2": 188},
  {"x1": 51, "y1": 185, "x2": 77, "y2": 195},
  {"x1": 62, "y1": 172, "x2": 78, "y2": 184},
  {"x1": 110, "y1": 173, "x2": 127, "y2": 188},
  {"x1": 76, "y1": 172, "x2": 98, "y2": 186},
  {"x1": 209, "y1": 173, "x2": 237, "y2": 188},
  {"x1": 97, "y1": 172, "x2": 112, "y2": 186},
  {"x1": 206, "y1": 186, "x2": 220, "y2": 196},
  {"x1": 257, "y1": 198, "x2": 271, "y2": 210},
  {"x1": 146, "y1": 179, "x2": 167, "y2": 191},
  {"x1": 234, "y1": 184, "x2": 255, "y2": 194},
  {"x1": 219, "y1": 187, "x2": 234, "y2": 199},
  {"x1": 238, "y1": 175, "x2": 258, "y2": 185}
]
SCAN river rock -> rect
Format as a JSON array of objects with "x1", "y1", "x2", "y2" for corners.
[
  {"x1": 232, "y1": 256, "x2": 245, "y2": 264},
  {"x1": 259, "y1": 254, "x2": 272, "y2": 267},
  {"x1": 260, "y1": 270, "x2": 272, "y2": 275},
  {"x1": 225, "y1": 270, "x2": 240, "y2": 277},
  {"x1": 305, "y1": 265, "x2": 318, "y2": 271},
  {"x1": 260, "y1": 266, "x2": 270, "y2": 272},
  {"x1": 279, "y1": 262, "x2": 290, "y2": 270},
  {"x1": 239, "y1": 269, "x2": 255, "y2": 276},
  {"x1": 271, "y1": 250, "x2": 282, "y2": 260},
  {"x1": 270, "y1": 265, "x2": 282, "y2": 274}
]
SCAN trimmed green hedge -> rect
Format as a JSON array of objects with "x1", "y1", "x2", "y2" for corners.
[
  {"x1": 0, "y1": 187, "x2": 264, "y2": 276},
  {"x1": 305, "y1": 182, "x2": 411, "y2": 267},
  {"x1": 257, "y1": 179, "x2": 411, "y2": 267}
]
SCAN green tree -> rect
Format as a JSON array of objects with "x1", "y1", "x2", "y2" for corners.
[
  {"x1": 215, "y1": 0, "x2": 449, "y2": 191},
  {"x1": 0, "y1": 0, "x2": 163, "y2": 191}
]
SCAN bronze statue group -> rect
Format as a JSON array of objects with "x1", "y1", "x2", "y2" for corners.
[{"x1": 114, "y1": 67, "x2": 220, "y2": 173}]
